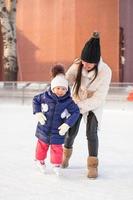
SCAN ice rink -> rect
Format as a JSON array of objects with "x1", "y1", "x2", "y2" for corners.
[{"x1": 0, "y1": 100, "x2": 133, "y2": 200}]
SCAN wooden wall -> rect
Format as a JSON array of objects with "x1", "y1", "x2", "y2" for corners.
[
  {"x1": 120, "y1": 0, "x2": 133, "y2": 82},
  {"x1": 0, "y1": 24, "x2": 3, "y2": 80},
  {"x1": 16, "y1": 0, "x2": 119, "y2": 81}
]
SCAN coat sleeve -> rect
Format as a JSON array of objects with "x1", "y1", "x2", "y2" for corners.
[
  {"x1": 32, "y1": 93, "x2": 44, "y2": 114},
  {"x1": 77, "y1": 68, "x2": 112, "y2": 114},
  {"x1": 66, "y1": 63, "x2": 78, "y2": 85},
  {"x1": 64, "y1": 101, "x2": 80, "y2": 127}
]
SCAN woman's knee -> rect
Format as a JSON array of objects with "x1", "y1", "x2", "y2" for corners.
[
  {"x1": 87, "y1": 131, "x2": 98, "y2": 141},
  {"x1": 86, "y1": 111, "x2": 98, "y2": 141}
]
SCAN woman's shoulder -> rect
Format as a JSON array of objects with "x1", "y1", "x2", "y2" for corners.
[
  {"x1": 97, "y1": 62, "x2": 112, "y2": 83},
  {"x1": 99, "y1": 58, "x2": 112, "y2": 75},
  {"x1": 67, "y1": 58, "x2": 81, "y2": 71},
  {"x1": 73, "y1": 57, "x2": 81, "y2": 64}
]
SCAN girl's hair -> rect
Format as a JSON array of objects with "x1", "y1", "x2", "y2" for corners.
[
  {"x1": 51, "y1": 64, "x2": 65, "y2": 78},
  {"x1": 73, "y1": 60, "x2": 98, "y2": 97}
]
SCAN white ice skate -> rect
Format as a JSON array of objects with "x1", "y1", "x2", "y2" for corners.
[
  {"x1": 36, "y1": 160, "x2": 46, "y2": 174},
  {"x1": 53, "y1": 165, "x2": 61, "y2": 176}
]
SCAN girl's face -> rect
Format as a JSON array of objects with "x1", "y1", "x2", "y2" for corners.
[
  {"x1": 52, "y1": 86, "x2": 67, "y2": 97},
  {"x1": 81, "y1": 60, "x2": 96, "y2": 71}
]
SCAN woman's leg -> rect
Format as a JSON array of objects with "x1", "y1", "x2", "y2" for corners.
[
  {"x1": 62, "y1": 114, "x2": 82, "y2": 168},
  {"x1": 86, "y1": 111, "x2": 98, "y2": 156},
  {"x1": 86, "y1": 111, "x2": 98, "y2": 178},
  {"x1": 64, "y1": 114, "x2": 82, "y2": 148}
]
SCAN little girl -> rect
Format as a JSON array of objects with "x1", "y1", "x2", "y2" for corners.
[{"x1": 33, "y1": 65, "x2": 80, "y2": 175}]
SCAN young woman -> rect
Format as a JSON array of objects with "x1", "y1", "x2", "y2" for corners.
[{"x1": 62, "y1": 32, "x2": 112, "y2": 178}]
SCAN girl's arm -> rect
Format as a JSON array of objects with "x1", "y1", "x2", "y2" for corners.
[{"x1": 32, "y1": 93, "x2": 44, "y2": 114}]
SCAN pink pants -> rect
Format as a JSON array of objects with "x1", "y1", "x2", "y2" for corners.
[{"x1": 35, "y1": 139, "x2": 63, "y2": 165}]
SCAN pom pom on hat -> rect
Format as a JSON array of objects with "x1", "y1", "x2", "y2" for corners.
[
  {"x1": 50, "y1": 64, "x2": 68, "y2": 91},
  {"x1": 92, "y1": 32, "x2": 100, "y2": 38},
  {"x1": 51, "y1": 64, "x2": 65, "y2": 78},
  {"x1": 51, "y1": 75, "x2": 68, "y2": 91},
  {"x1": 81, "y1": 31, "x2": 101, "y2": 63}
]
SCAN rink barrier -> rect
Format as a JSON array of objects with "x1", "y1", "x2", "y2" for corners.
[
  {"x1": 0, "y1": 82, "x2": 133, "y2": 105},
  {"x1": 127, "y1": 90, "x2": 133, "y2": 101}
]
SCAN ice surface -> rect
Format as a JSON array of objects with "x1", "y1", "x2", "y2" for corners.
[{"x1": 0, "y1": 103, "x2": 133, "y2": 200}]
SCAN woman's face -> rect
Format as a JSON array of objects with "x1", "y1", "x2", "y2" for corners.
[{"x1": 81, "y1": 60, "x2": 96, "y2": 71}]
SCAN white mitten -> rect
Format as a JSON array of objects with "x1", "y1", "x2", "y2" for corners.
[
  {"x1": 35, "y1": 112, "x2": 47, "y2": 125},
  {"x1": 58, "y1": 123, "x2": 70, "y2": 136}
]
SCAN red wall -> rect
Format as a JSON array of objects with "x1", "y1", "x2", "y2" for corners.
[
  {"x1": 0, "y1": 24, "x2": 3, "y2": 80},
  {"x1": 16, "y1": 0, "x2": 119, "y2": 81}
]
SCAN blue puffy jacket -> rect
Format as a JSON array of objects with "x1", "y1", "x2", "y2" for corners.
[{"x1": 33, "y1": 87, "x2": 80, "y2": 144}]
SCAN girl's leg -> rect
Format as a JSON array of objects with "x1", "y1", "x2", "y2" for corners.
[
  {"x1": 35, "y1": 139, "x2": 49, "y2": 161},
  {"x1": 50, "y1": 144, "x2": 63, "y2": 165}
]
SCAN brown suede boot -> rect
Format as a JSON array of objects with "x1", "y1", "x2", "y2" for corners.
[
  {"x1": 61, "y1": 147, "x2": 72, "y2": 168},
  {"x1": 87, "y1": 156, "x2": 98, "y2": 178}
]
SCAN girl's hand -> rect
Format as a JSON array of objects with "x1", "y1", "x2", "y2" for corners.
[
  {"x1": 35, "y1": 112, "x2": 47, "y2": 125},
  {"x1": 58, "y1": 123, "x2": 70, "y2": 135}
]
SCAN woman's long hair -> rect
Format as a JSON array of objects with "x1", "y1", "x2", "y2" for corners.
[{"x1": 73, "y1": 61, "x2": 98, "y2": 97}]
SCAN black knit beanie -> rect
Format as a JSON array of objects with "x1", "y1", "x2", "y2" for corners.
[{"x1": 81, "y1": 32, "x2": 101, "y2": 63}]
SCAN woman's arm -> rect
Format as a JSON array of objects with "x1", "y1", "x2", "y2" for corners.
[
  {"x1": 66, "y1": 63, "x2": 78, "y2": 85},
  {"x1": 77, "y1": 68, "x2": 112, "y2": 114}
]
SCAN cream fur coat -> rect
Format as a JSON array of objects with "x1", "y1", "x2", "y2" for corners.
[{"x1": 66, "y1": 58, "x2": 112, "y2": 128}]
